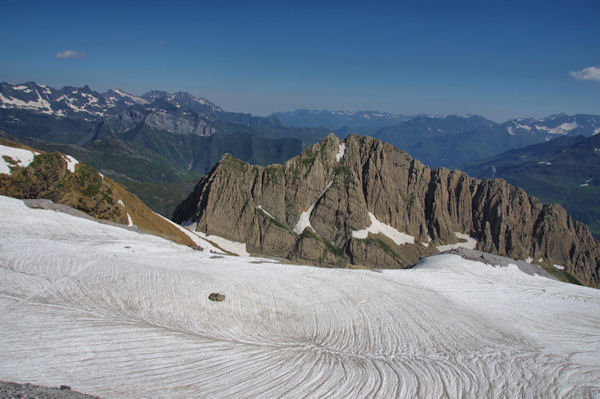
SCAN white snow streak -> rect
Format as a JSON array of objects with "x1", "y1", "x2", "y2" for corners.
[
  {"x1": 293, "y1": 181, "x2": 333, "y2": 234},
  {"x1": 351, "y1": 212, "x2": 415, "y2": 246},
  {"x1": 117, "y1": 199, "x2": 125, "y2": 207},
  {"x1": 436, "y1": 232, "x2": 478, "y2": 252},
  {"x1": 336, "y1": 143, "x2": 346, "y2": 161},
  {"x1": 0, "y1": 145, "x2": 38, "y2": 175},
  {"x1": 126, "y1": 213, "x2": 134, "y2": 226},
  {"x1": 257, "y1": 205, "x2": 275, "y2": 220},
  {"x1": 0, "y1": 195, "x2": 599, "y2": 398}
]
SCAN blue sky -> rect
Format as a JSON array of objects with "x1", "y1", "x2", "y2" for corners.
[{"x1": 1, "y1": 0, "x2": 598, "y2": 121}]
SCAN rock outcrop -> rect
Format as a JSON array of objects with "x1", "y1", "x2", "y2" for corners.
[{"x1": 173, "y1": 133, "x2": 600, "y2": 287}]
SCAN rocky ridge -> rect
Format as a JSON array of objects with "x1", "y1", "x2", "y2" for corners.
[{"x1": 173, "y1": 133, "x2": 600, "y2": 287}]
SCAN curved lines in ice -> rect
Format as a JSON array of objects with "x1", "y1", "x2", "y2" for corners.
[{"x1": 1, "y1": 196, "x2": 600, "y2": 398}]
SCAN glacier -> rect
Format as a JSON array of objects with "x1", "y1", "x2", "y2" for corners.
[{"x1": 0, "y1": 195, "x2": 599, "y2": 398}]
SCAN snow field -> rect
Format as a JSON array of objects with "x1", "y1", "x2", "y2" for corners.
[{"x1": 0, "y1": 195, "x2": 599, "y2": 398}]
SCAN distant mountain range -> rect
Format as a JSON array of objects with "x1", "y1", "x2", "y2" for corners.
[
  {"x1": 274, "y1": 109, "x2": 600, "y2": 168},
  {"x1": 0, "y1": 81, "x2": 329, "y2": 215},
  {"x1": 271, "y1": 109, "x2": 413, "y2": 132},
  {"x1": 2, "y1": 80, "x2": 600, "y2": 230}
]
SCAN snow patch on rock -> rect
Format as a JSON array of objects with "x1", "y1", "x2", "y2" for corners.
[
  {"x1": 294, "y1": 182, "x2": 333, "y2": 235},
  {"x1": 548, "y1": 121, "x2": 579, "y2": 135},
  {"x1": 351, "y1": 212, "x2": 415, "y2": 246},
  {"x1": 436, "y1": 232, "x2": 478, "y2": 252},
  {"x1": 336, "y1": 143, "x2": 346, "y2": 162},
  {"x1": 62, "y1": 154, "x2": 79, "y2": 173},
  {"x1": 0, "y1": 144, "x2": 38, "y2": 175}
]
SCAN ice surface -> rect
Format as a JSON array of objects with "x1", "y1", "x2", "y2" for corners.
[
  {"x1": 436, "y1": 232, "x2": 478, "y2": 252},
  {"x1": 0, "y1": 195, "x2": 599, "y2": 398},
  {"x1": 0, "y1": 145, "x2": 38, "y2": 175},
  {"x1": 351, "y1": 212, "x2": 415, "y2": 245}
]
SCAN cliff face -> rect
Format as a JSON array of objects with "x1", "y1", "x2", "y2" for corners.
[{"x1": 173, "y1": 133, "x2": 600, "y2": 287}]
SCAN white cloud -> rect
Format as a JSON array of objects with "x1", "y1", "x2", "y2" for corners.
[
  {"x1": 56, "y1": 50, "x2": 85, "y2": 59},
  {"x1": 569, "y1": 66, "x2": 600, "y2": 82}
]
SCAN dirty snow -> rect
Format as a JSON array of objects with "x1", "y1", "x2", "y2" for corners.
[
  {"x1": 181, "y1": 218, "x2": 249, "y2": 256},
  {"x1": 436, "y1": 232, "x2": 478, "y2": 252},
  {"x1": 351, "y1": 212, "x2": 415, "y2": 246},
  {"x1": 293, "y1": 182, "x2": 333, "y2": 234},
  {"x1": 0, "y1": 195, "x2": 599, "y2": 398},
  {"x1": 0, "y1": 145, "x2": 38, "y2": 175},
  {"x1": 154, "y1": 213, "x2": 222, "y2": 253}
]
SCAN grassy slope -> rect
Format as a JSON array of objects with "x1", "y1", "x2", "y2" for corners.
[{"x1": 0, "y1": 137, "x2": 195, "y2": 247}]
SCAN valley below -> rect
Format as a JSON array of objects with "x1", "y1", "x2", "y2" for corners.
[{"x1": 1, "y1": 195, "x2": 599, "y2": 398}]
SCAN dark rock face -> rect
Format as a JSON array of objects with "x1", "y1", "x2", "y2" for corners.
[{"x1": 173, "y1": 133, "x2": 600, "y2": 288}]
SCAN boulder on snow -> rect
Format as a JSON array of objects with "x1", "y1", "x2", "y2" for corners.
[{"x1": 208, "y1": 292, "x2": 225, "y2": 302}]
